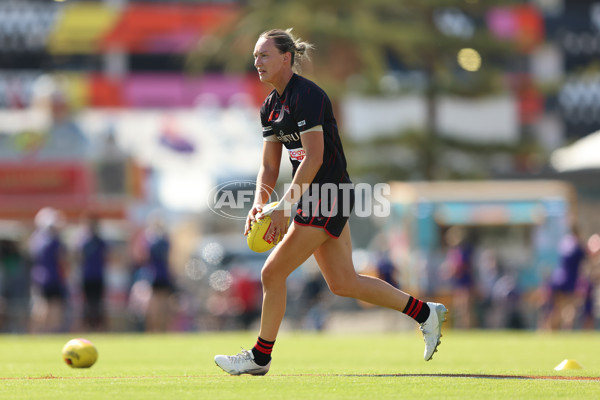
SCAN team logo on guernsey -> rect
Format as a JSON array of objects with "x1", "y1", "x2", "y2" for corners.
[{"x1": 207, "y1": 180, "x2": 280, "y2": 220}]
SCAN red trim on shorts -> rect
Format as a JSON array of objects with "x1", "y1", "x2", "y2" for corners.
[{"x1": 293, "y1": 220, "x2": 339, "y2": 238}]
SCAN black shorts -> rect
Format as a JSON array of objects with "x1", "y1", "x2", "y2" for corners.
[
  {"x1": 294, "y1": 182, "x2": 355, "y2": 238},
  {"x1": 83, "y1": 281, "x2": 104, "y2": 302},
  {"x1": 42, "y1": 283, "x2": 66, "y2": 300},
  {"x1": 152, "y1": 280, "x2": 173, "y2": 291}
]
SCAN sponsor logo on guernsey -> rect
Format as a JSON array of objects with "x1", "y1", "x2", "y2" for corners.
[
  {"x1": 277, "y1": 131, "x2": 300, "y2": 143},
  {"x1": 288, "y1": 148, "x2": 306, "y2": 161},
  {"x1": 298, "y1": 120, "x2": 306, "y2": 127}
]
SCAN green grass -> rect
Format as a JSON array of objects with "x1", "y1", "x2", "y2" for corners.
[{"x1": 1, "y1": 330, "x2": 599, "y2": 399}]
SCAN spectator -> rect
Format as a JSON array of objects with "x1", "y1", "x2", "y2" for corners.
[
  {"x1": 132, "y1": 211, "x2": 174, "y2": 332},
  {"x1": 230, "y1": 267, "x2": 262, "y2": 330},
  {"x1": 491, "y1": 272, "x2": 524, "y2": 329},
  {"x1": 28, "y1": 207, "x2": 69, "y2": 333},
  {"x1": 575, "y1": 271, "x2": 594, "y2": 330},
  {"x1": 76, "y1": 214, "x2": 108, "y2": 331},
  {"x1": 375, "y1": 251, "x2": 398, "y2": 288},
  {"x1": 299, "y1": 270, "x2": 329, "y2": 331},
  {"x1": 546, "y1": 222, "x2": 587, "y2": 330},
  {"x1": 442, "y1": 226, "x2": 475, "y2": 329},
  {"x1": 476, "y1": 248, "x2": 503, "y2": 329},
  {"x1": 575, "y1": 233, "x2": 600, "y2": 330},
  {"x1": 0, "y1": 235, "x2": 30, "y2": 333}
]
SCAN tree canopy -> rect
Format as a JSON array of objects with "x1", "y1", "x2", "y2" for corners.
[
  {"x1": 188, "y1": 0, "x2": 522, "y2": 180},
  {"x1": 188, "y1": 0, "x2": 516, "y2": 97}
]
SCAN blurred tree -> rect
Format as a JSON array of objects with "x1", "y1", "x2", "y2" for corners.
[{"x1": 188, "y1": 0, "x2": 518, "y2": 180}]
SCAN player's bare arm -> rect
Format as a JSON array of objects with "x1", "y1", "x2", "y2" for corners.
[{"x1": 245, "y1": 140, "x2": 283, "y2": 236}]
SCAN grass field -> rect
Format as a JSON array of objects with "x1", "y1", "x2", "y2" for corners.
[{"x1": 1, "y1": 330, "x2": 599, "y2": 399}]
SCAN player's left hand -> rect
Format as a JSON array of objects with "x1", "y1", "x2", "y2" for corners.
[{"x1": 266, "y1": 209, "x2": 289, "y2": 244}]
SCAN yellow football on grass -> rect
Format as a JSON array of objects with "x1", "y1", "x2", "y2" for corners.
[
  {"x1": 247, "y1": 202, "x2": 289, "y2": 253},
  {"x1": 62, "y1": 338, "x2": 98, "y2": 368}
]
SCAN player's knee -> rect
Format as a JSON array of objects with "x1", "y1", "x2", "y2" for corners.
[
  {"x1": 260, "y1": 261, "x2": 286, "y2": 288},
  {"x1": 327, "y1": 277, "x2": 357, "y2": 298}
]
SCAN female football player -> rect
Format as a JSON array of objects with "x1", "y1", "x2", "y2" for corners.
[{"x1": 215, "y1": 28, "x2": 447, "y2": 375}]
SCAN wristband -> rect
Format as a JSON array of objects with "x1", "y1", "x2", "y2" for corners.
[{"x1": 274, "y1": 200, "x2": 294, "y2": 211}]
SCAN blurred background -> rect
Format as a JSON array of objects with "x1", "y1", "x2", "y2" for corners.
[{"x1": 0, "y1": 0, "x2": 598, "y2": 334}]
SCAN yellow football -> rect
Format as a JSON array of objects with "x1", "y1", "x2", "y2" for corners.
[
  {"x1": 62, "y1": 338, "x2": 98, "y2": 368},
  {"x1": 247, "y1": 202, "x2": 289, "y2": 253}
]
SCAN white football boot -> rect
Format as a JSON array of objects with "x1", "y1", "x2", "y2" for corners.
[
  {"x1": 420, "y1": 302, "x2": 448, "y2": 361},
  {"x1": 214, "y1": 349, "x2": 271, "y2": 376}
]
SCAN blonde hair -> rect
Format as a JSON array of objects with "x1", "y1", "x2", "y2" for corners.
[{"x1": 260, "y1": 28, "x2": 314, "y2": 72}]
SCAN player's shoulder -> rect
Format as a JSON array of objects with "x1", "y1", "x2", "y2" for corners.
[
  {"x1": 289, "y1": 75, "x2": 330, "y2": 108},
  {"x1": 293, "y1": 74, "x2": 326, "y2": 95}
]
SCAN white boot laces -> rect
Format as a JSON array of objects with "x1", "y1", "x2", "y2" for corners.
[{"x1": 228, "y1": 348, "x2": 253, "y2": 364}]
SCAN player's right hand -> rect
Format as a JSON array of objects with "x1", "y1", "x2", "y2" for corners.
[{"x1": 244, "y1": 204, "x2": 263, "y2": 236}]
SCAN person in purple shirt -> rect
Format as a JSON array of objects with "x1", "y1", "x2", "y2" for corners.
[
  {"x1": 547, "y1": 223, "x2": 587, "y2": 330},
  {"x1": 576, "y1": 233, "x2": 600, "y2": 329},
  {"x1": 134, "y1": 211, "x2": 173, "y2": 332},
  {"x1": 443, "y1": 226, "x2": 475, "y2": 329},
  {"x1": 77, "y1": 214, "x2": 108, "y2": 331},
  {"x1": 29, "y1": 207, "x2": 68, "y2": 333}
]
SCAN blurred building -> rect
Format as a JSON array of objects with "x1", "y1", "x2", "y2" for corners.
[
  {"x1": 1, "y1": 1, "x2": 599, "y2": 204},
  {"x1": 385, "y1": 179, "x2": 578, "y2": 328},
  {"x1": 0, "y1": 0, "x2": 266, "y2": 220}
]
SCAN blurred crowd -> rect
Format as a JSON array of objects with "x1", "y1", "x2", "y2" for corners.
[
  {"x1": 435, "y1": 225, "x2": 600, "y2": 331},
  {"x1": 0, "y1": 206, "x2": 179, "y2": 333},
  {"x1": 1, "y1": 206, "x2": 598, "y2": 334},
  {"x1": 0, "y1": 206, "x2": 331, "y2": 334}
]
